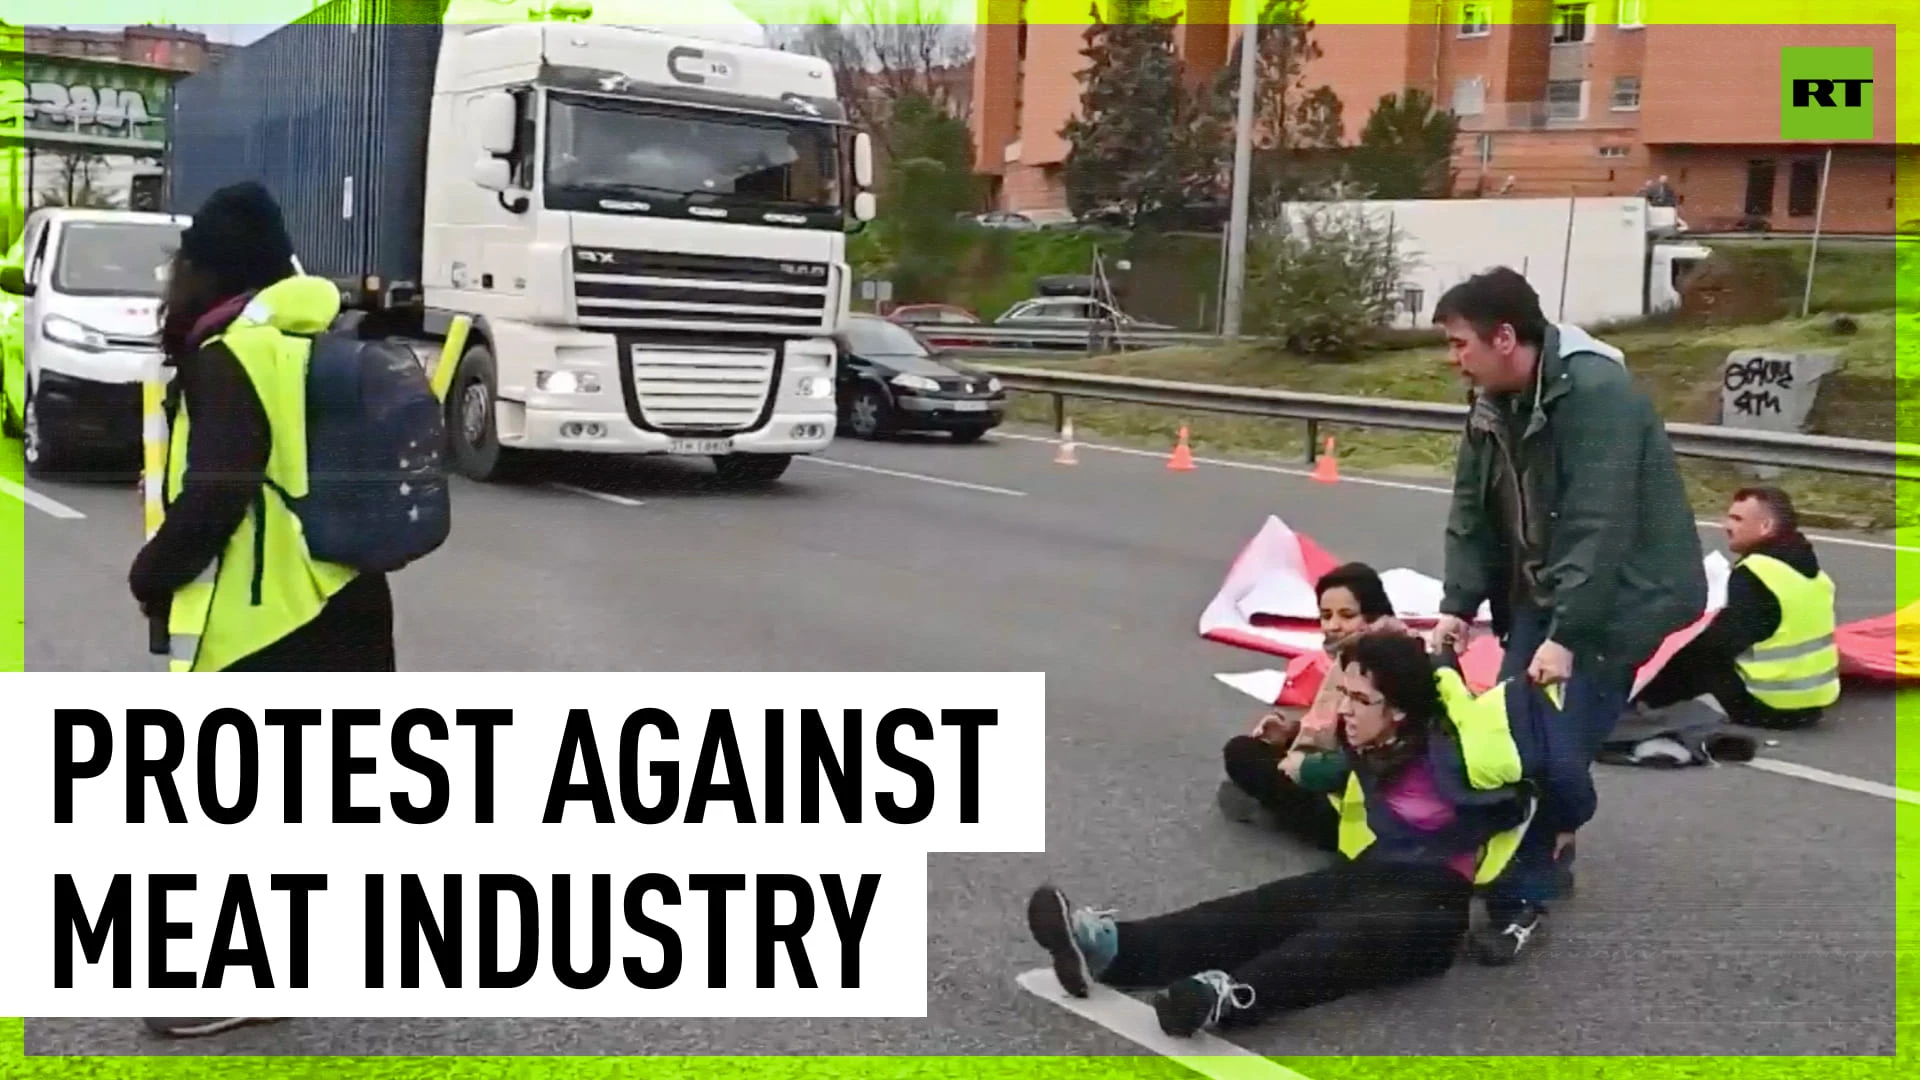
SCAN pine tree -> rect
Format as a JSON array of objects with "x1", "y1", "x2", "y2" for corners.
[
  {"x1": 1351, "y1": 88, "x2": 1461, "y2": 199},
  {"x1": 1061, "y1": 4, "x2": 1218, "y2": 226}
]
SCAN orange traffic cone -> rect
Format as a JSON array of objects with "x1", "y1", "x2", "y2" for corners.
[
  {"x1": 1054, "y1": 419, "x2": 1079, "y2": 466},
  {"x1": 1167, "y1": 426, "x2": 1197, "y2": 472},
  {"x1": 1312, "y1": 435, "x2": 1340, "y2": 483}
]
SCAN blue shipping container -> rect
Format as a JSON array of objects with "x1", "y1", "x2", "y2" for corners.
[{"x1": 166, "y1": 0, "x2": 447, "y2": 291}]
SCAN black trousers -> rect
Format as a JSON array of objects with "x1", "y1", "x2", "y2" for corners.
[
  {"x1": 1222, "y1": 735, "x2": 1341, "y2": 852},
  {"x1": 1098, "y1": 856, "x2": 1473, "y2": 1025},
  {"x1": 1633, "y1": 635, "x2": 1819, "y2": 730}
]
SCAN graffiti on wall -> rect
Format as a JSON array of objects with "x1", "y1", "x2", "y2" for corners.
[{"x1": 0, "y1": 58, "x2": 172, "y2": 150}]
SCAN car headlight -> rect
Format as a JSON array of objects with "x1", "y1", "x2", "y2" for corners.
[
  {"x1": 42, "y1": 314, "x2": 110, "y2": 353},
  {"x1": 536, "y1": 369, "x2": 601, "y2": 394},
  {"x1": 987, "y1": 376, "x2": 1003, "y2": 393},
  {"x1": 891, "y1": 373, "x2": 939, "y2": 393}
]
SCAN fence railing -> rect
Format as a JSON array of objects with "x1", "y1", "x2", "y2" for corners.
[
  {"x1": 912, "y1": 324, "x2": 1227, "y2": 352},
  {"x1": 974, "y1": 364, "x2": 1916, "y2": 480}
]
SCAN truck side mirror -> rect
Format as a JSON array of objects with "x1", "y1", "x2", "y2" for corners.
[
  {"x1": 0, "y1": 265, "x2": 27, "y2": 296},
  {"x1": 473, "y1": 92, "x2": 518, "y2": 157},
  {"x1": 853, "y1": 191, "x2": 877, "y2": 223},
  {"x1": 472, "y1": 157, "x2": 512, "y2": 192},
  {"x1": 853, "y1": 131, "x2": 874, "y2": 189}
]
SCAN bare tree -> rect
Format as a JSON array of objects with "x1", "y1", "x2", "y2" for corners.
[
  {"x1": 37, "y1": 152, "x2": 123, "y2": 210},
  {"x1": 781, "y1": 0, "x2": 974, "y2": 158}
]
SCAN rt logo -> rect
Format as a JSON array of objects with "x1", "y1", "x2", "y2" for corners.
[{"x1": 1780, "y1": 46, "x2": 1876, "y2": 140}]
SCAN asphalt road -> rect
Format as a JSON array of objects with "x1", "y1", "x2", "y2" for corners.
[{"x1": 16, "y1": 426, "x2": 1903, "y2": 1058}]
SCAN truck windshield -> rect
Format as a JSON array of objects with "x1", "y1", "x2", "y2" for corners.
[
  {"x1": 545, "y1": 94, "x2": 841, "y2": 225},
  {"x1": 54, "y1": 221, "x2": 183, "y2": 298}
]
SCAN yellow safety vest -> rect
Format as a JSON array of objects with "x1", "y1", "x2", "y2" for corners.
[
  {"x1": 1734, "y1": 553, "x2": 1841, "y2": 711},
  {"x1": 1329, "y1": 668, "x2": 1537, "y2": 886},
  {"x1": 164, "y1": 276, "x2": 358, "y2": 672}
]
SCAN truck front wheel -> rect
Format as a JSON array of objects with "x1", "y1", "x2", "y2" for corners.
[
  {"x1": 712, "y1": 453, "x2": 792, "y2": 488},
  {"x1": 446, "y1": 342, "x2": 520, "y2": 482}
]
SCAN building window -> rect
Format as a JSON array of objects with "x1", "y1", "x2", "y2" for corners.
[
  {"x1": 1787, "y1": 158, "x2": 1823, "y2": 217},
  {"x1": 1477, "y1": 133, "x2": 1495, "y2": 165},
  {"x1": 1459, "y1": 2, "x2": 1492, "y2": 37},
  {"x1": 1453, "y1": 76, "x2": 1486, "y2": 115},
  {"x1": 1611, "y1": 76, "x2": 1641, "y2": 110},
  {"x1": 1547, "y1": 80, "x2": 1586, "y2": 121},
  {"x1": 1618, "y1": 0, "x2": 1646, "y2": 28},
  {"x1": 1598, "y1": 145, "x2": 1629, "y2": 158},
  {"x1": 1552, "y1": 3, "x2": 1592, "y2": 44}
]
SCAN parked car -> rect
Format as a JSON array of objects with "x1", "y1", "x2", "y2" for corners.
[
  {"x1": 886, "y1": 303, "x2": 983, "y2": 348},
  {"x1": 835, "y1": 313, "x2": 1005, "y2": 442},
  {"x1": 0, "y1": 233, "x2": 23, "y2": 440}
]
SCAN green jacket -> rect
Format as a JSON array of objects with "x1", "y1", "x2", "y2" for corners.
[{"x1": 1440, "y1": 323, "x2": 1707, "y2": 674}]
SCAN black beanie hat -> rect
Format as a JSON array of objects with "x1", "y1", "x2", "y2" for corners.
[{"x1": 178, "y1": 181, "x2": 297, "y2": 293}]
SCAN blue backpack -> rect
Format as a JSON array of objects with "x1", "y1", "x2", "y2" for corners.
[{"x1": 264, "y1": 326, "x2": 451, "y2": 574}]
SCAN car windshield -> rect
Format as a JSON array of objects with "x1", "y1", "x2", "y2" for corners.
[
  {"x1": 545, "y1": 94, "x2": 841, "y2": 217},
  {"x1": 53, "y1": 221, "x2": 182, "y2": 298},
  {"x1": 845, "y1": 318, "x2": 928, "y2": 357}
]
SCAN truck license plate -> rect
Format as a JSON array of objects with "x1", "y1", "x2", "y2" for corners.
[{"x1": 669, "y1": 438, "x2": 733, "y2": 455}]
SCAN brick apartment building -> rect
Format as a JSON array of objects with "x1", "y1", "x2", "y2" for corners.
[
  {"x1": 971, "y1": 2, "x2": 1911, "y2": 233},
  {"x1": 23, "y1": 22, "x2": 233, "y2": 73}
]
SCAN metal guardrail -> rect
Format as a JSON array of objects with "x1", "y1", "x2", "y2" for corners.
[
  {"x1": 976, "y1": 364, "x2": 1917, "y2": 480},
  {"x1": 914, "y1": 324, "x2": 1226, "y2": 351}
]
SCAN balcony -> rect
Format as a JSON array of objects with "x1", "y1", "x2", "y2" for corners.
[{"x1": 1456, "y1": 101, "x2": 1637, "y2": 133}]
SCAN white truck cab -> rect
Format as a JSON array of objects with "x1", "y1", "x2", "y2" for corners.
[
  {"x1": 423, "y1": 13, "x2": 875, "y2": 485},
  {"x1": 1, "y1": 208, "x2": 187, "y2": 476}
]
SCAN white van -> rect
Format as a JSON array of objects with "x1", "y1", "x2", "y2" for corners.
[{"x1": 0, "y1": 208, "x2": 189, "y2": 476}]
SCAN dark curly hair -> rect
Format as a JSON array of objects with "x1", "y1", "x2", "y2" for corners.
[{"x1": 1335, "y1": 630, "x2": 1443, "y2": 737}]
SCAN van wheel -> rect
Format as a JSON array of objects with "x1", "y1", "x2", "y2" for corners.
[
  {"x1": 1, "y1": 365, "x2": 22, "y2": 440},
  {"x1": 446, "y1": 342, "x2": 520, "y2": 482}
]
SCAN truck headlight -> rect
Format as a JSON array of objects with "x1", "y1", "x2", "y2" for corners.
[
  {"x1": 891, "y1": 373, "x2": 939, "y2": 393},
  {"x1": 795, "y1": 375, "x2": 834, "y2": 399},
  {"x1": 43, "y1": 314, "x2": 109, "y2": 353},
  {"x1": 536, "y1": 370, "x2": 601, "y2": 394}
]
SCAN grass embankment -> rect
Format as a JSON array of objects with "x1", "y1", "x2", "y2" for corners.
[{"x1": 999, "y1": 241, "x2": 1913, "y2": 532}]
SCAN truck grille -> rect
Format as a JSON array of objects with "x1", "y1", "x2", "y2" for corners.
[
  {"x1": 630, "y1": 345, "x2": 778, "y2": 431},
  {"x1": 572, "y1": 247, "x2": 833, "y2": 333}
]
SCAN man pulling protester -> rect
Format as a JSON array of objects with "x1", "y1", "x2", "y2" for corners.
[
  {"x1": 1426, "y1": 267, "x2": 1706, "y2": 966},
  {"x1": 1635, "y1": 487, "x2": 1839, "y2": 730},
  {"x1": 1026, "y1": 631, "x2": 1564, "y2": 1039}
]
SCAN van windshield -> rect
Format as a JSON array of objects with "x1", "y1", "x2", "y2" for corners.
[{"x1": 54, "y1": 221, "x2": 184, "y2": 298}]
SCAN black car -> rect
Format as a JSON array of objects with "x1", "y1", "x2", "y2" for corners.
[{"x1": 835, "y1": 313, "x2": 1006, "y2": 442}]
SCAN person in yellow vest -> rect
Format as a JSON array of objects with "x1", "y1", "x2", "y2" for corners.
[
  {"x1": 1634, "y1": 486, "x2": 1839, "y2": 729},
  {"x1": 129, "y1": 182, "x2": 395, "y2": 677},
  {"x1": 1026, "y1": 632, "x2": 1553, "y2": 1038},
  {"x1": 130, "y1": 183, "x2": 392, "y2": 1041}
]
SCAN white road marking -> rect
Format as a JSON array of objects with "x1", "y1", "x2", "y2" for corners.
[
  {"x1": 0, "y1": 476, "x2": 86, "y2": 519},
  {"x1": 802, "y1": 455, "x2": 1028, "y2": 497},
  {"x1": 1016, "y1": 968, "x2": 1312, "y2": 1080},
  {"x1": 547, "y1": 482, "x2": 645, "y2": 507},
  {"x1": 1743, "y1": 757, "x2": 1920, "y2": 805},
  {"x1": 996, "y1": 431, "x2": 1918, "y2": 553}
]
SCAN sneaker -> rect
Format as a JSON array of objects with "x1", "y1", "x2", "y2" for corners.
[
  {"x1": 1471, "y1": 904, "x2": 1544, "y2": 966},
  {"x1": 1152, "y1": 970, "x2": 1257, "y2": 1037},
  {"x1": 1026, "y1": 885, "x2": 1117, "y2": 998},
  {"x1": 142, "y1": 1017, "x2": 282, "y2": 1039}
]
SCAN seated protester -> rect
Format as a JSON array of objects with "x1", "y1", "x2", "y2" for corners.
[
  {"x1": 1218, "y1": 562, "x2": 1406, "y2": 838},
  {"x1": 1634, "y1": 487, "x2": 1839, "y2": 730},
  {"x1": 1029, "y1": 633, "x2": 1550, "y2": 1038}
]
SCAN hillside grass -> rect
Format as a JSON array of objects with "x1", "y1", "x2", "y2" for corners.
[{"x1": 1000, "y1": 308, "x2": 1909, "y2": 532}]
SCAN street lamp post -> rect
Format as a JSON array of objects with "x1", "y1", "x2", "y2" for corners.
[{"x1": 1220, "y1": 1, "x2": 1259, "y2": 340}]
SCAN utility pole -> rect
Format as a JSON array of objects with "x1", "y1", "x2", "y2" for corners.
[{"x1": 1220, "y1": 0, "x2": 1259, "y2": 340}]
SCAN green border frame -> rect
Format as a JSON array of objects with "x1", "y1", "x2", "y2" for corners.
[{"x1": 1, "y1": 0, "x2": 1913, "y2": 1075}]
